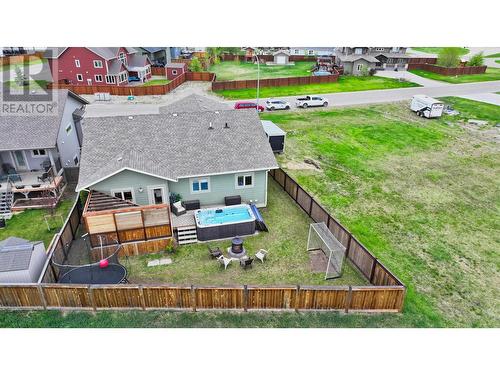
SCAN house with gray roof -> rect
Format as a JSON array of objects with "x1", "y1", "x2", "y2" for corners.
[
  {"x1": 136, "y1": 47, "x2": 173, "y2": 65},
  {"x1": 76, "y1": 94, "x2": 278, "y2": 215},
  {"x1": 0, "y1": 89, "x2": 88, "y2": 217},
  {"x1": 336, "y1": 47, "x2": 410, "y2": 75},
  {"x1": 44, "y1": 47, "x2": 152, "y2": 86},
  {"x1": 0, "y1": 237, "x2": 47, "y2": 283}
]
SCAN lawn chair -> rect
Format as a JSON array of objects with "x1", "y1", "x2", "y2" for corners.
[
  {"x1": 38, "y1": 172, "x2": 49, "y2": 183},
  {"x1": 208, "y1": 246, "x2": 222, "y2": 259},
  {"x1": 240, "y1": 257, "x2": 254, "y2": 269},
  {"x1": 217, "y1": 255, "x2": 232, "y2": 270},
  {"x1": 172, "y1": 201, "x2": 186, "y2": 216},
  {"x1": 255, "y1": 249, "x2": 268, "y2": 263}
]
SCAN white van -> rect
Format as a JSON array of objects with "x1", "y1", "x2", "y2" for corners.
[{"x1": 410, "y1": 95, "x2": 445, "y2": 118}]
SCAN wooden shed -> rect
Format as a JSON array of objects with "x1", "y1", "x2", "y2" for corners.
[{"x1": 165, "y1": 62, "x2": 186, "y2": 80}]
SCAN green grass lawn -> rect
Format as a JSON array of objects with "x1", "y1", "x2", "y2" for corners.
[
  {"x1": 215, "y1": 76, "x2": 419, "y2": 100},
  {"x1": 126, "y1": 179, "x2": 366, "y2": 286},
  {"x1": 411, "y1": 47, "x2": 469, "y2": 55},
  {"x1": 260, "y1": 98, "x2": 500, "y2": 328},
  {"x1": 409, "y1": 68, "x2": 500, "y2": 83},
  {"x1": 485, "y1": 53, "x2": 500, "y2": 58},
  {"x1": 0, "y1": 199, "x2": 74, "y2": 247},
  {"x1": 142, "y1": 78, "x2": 171, "y2": 86},
  {"x1": 209, "y1": 61, "x2": 315, "y2": 81},
  {"x1": 496, "y1": 60, "x2": 500, "y2": 64},
  {"x1": 5, "y1": 79, "x2": 48, "y2": 90},
  {"x1": 0, "y1": 58, "x2": 46, "y2": 71}
]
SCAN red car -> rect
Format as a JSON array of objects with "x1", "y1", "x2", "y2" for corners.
[{"x1": 234, "y1": 101, "x2": 265, "y2": 112}]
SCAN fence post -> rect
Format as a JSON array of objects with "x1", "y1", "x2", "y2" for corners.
[
  {"x1": 37, "y1": 285, "x2": 47, "y2": 310},
  {"x1": 308, "y1": 197, "x2": 314, "y2": 217},
  {"x1": 191, "y1": 285, "x2": 197, "y2": 312},
  {"x1": 295, "y1": 285, "x2": 300, "y2": 313},
  {"x1": 345, "y1": 286, "x2": 352, "y2": 313},
  {"x1": 138, "y1": 285, "x2": 146, "y2": 310},
  {"x1": 369, "y1": 259, "x2": 378, "y2": 284},
  {"x1": 243, "y1": 285, "x2": 248, "y2": 312},
  {"x1": 88, "y1": 286, "x2": 96, "y2": 311},
  {"x1": 345, "y1": 234, "x2": 352, "y2": 259}
]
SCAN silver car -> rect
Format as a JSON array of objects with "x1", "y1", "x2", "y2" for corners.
[{"x1": 265, "y1": 99, "x2": 291, "y2": 111}]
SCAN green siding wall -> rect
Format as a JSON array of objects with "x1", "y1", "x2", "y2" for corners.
[
  {"x1": 90, "y1": 169, "x2": 170, "y2": 206},
  {"x1": 168, "y1": 171, "x2": 268, "y2": 207}
]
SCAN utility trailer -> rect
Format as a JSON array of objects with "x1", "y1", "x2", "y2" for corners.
[{"x1": 410, "y1": 95, "x2": 444, "y2": 118}]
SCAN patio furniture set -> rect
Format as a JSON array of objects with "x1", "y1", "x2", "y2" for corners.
[{"x1": 209, "y1": 242, "x2": 268, "y2": 270}]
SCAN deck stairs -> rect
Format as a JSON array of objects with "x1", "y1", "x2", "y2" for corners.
[
  {"x1": 0, "y1": 189, "x2": 14, "y2": 220},
  {"x1": 176, "y1": 225, "x2": 198, "y2": 245}
]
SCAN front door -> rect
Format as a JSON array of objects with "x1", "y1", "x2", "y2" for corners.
[
  {"x1": 12, "y1": 150, "x2": 28, "y2": 171},
  {"x1": 148, "y1": 186, "x2": 166, "y2": 205},
  {"x1": 87, "y1": 78, "x2": 92, "y2": 85}
]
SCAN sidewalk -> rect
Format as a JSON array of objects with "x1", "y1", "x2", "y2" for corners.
[{"x1": 375, "y1": 70, "x2": 449, "y2": 87}]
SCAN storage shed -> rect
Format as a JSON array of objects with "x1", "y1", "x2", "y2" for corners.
[
  {"x1": 0, "y1": 237, "x2": 47, "y2": 283},
  {"x1": 272, "y1": 50, "x2": 291, "y2": 65},
  {"x1": 261, "y1": 120, "x2": 286, "y2": 153},
  {"x1": 165, "y1": 62, "x2": 187, "y2": 80}
]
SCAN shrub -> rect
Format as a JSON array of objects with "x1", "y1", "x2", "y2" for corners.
[
  {"x1": 360, "y1": 65, "x2": 369, "y2": 76},
  {"x1": 437, "y1": 47, "x2": 461, "y2": 67},
  {"x1": 368, "y1": 68, "x2": 376, "y2": 76},
  {"x1": 467, "y1": 52, "x2": 484, "y2": 67},
  {"x1": 189, "y1": 57, "x2": 202, "y2": 72}
]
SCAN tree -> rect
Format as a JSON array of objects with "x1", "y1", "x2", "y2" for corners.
[
  {"x1": 206, "y1": 47, "x2": 221, "y2": 65},
  {"x1": 360, "y1": 65, "x2": 369, "y2": 77},
  {"x1": 14, "y1": 66, "x2": 27, "y2": 86},
  {"x1": 189, "y1": 57, "x2": 202, "y2": 72},
  {"x1": 467, "y1": 52, "x2": 484, "y2": 67},
  {"x1": 437, "y1": 47, "x2": 461, "y2": 67}
]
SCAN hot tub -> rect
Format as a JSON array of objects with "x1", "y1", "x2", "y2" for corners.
[{"x1": 195, "y1": 204, "x2": 256, "y2": 241}]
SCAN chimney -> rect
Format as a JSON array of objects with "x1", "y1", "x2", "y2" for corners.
[
  {"x1": 208, "y1": 122, "x2": 214, "y2": 130},
  {"x1": 224, "y1": 122, "x2": 229, "y2": 129}
]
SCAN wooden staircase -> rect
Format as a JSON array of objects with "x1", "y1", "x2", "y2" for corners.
[
  {"x1": 0, "y1": 188, "x2": 14, "y2": 220},
  {"x1": 176, "y1": 225, "x2": 198, "y2": 245}
]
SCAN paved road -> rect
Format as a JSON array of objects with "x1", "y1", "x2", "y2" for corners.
[{"x1": 458, "y1": 93, "x2": 500, "y2": 106}]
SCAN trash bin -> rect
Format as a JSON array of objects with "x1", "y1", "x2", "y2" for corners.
[{"x1": 0, "y1": 218, "x2": 6, "y2": 229}]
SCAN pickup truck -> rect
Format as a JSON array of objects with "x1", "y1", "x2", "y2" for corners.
[{"x1": 295, "y1": 95, "x2": 329, "y2": 108}]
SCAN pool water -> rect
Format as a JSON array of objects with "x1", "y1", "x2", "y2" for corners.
[{"x1": 195, "y1": 204, "x2": 255, "y2": 227}]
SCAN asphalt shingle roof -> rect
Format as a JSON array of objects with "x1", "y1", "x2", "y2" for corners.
[
  {"x1": 76, "y1": 103, "x2": 278, "y2": 190},
  {"x1": 0, "y1": 89, "x2": 88, "y2": 151},
  {"x1": 0, "y1": 237, "x2": 35, "y2": 272},
  {"x1": 159, "y1": 94, "x2": 230, "y2": 114}
]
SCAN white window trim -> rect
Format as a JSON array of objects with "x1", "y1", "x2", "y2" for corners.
[
  {"x1": 172, "y1": 69, "x2": 177, "y2": 75},
  {"x1": 94, "y1": 74, "x2": 103, "y2": 82},
  {"x1": 105, "y1": 75, "x2": 116, "y2": 84},
  {"x1": 65, "y1": 123, "x2": 72, "y2": 135},
  {"x1": 75, "y1": 59, "x2": 80, "y2": 67},
  {"x1": 111, "y1": 187, "x2": 136, "y2": 203},
  {"x1": 31, "y1": 149, "x2": 47, "y2": 158},
  {"x1": 357, "y1": 64, "x2": 363, "y2": 71},
  {"x1": 147, "y1": 185, "x2": 167, "y2": 205},
  {"x1": 235, "y1": 172, "x2": 254, "y2": 189},
  {"x1": 93, "y1": 60, "x2": 103, "y2": 68},
  {"x1": 76, "y1": 74, "x2": 83, "y2": 81},
  {"x1": 190, "y1": 177, "x2": 211, "y2": 194}
]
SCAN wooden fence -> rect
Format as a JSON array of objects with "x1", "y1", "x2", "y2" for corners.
[
  {"x1": 269, "y1": 168, "x2": 405, "y2": 288},
  {"x1": 212, "y1": 73, "x2": 339, "y2": 91},
  {"x1": 407, "y1": 62, "x2": 487, "y2": 76},
  {"x1": 221, "y1": 54, "x2": 318, "y2": 63}
]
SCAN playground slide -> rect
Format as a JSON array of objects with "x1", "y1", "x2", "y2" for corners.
[{"x1": 250, "y1": 203, "x2": 268, "y2": 232}]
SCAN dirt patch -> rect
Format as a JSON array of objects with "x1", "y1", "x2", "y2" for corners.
[
  {"x1": 285, "y1": 159, "x2": 321, "y2": 170},
  {"x1": 309, "y1": 249, "x2": 328, "y2": 273}
]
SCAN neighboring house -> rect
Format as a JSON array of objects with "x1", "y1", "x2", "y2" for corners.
[
  {"x1": 0, "y1": 237, "x2": 47, "y2": 283},
  {"x1": 336, "y1": 47, "x2": 410, "y2": 75},
  {"x1": 76, "y1": 94, "x2": 278, "y2": 212},
  {"x1": 165, "y1": 63, "x2": 187, "y2": 80},
  {"x1": 272, "y1": 50, "x2": 291, "y2": 65},
  {"x1": 136, "y1": 47, "x2": 172, "y2": 65},
  {"x1": 290, "y1": 47, "x2": 336, "y2": 56},
  {"x1": 44, "y1": 47, "x2": 152, "y2": 86},
  {"x1": 0, "y1": 89, "x2": 88, "y2": 216}
]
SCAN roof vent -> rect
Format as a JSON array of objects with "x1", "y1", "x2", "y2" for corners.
[
  {"x1": 173, "y1": 113, "x2": 178, "y2": 117},
  {"x1": 215, "y1": 111, "x2": 220, "y2": 114},
  {"x1": 117, "y1": 157, "x2": 123, "y2": 162},
  {"x1": 208, "y1": 122, "x2": 214, "y2": 130},
  {"x1": 224, "y1": 122, "x2": 229, "y2": 129},
  {"x1": 128, "y1": 116, "x2": 133, "y2": 120}
]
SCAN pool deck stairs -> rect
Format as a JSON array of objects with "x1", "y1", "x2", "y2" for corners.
[{"x1": 177, "y1": 225, "x2": 198, "y2": 244}]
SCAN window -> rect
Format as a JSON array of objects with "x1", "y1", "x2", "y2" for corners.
[
  {"x1": 94, "y1": 74, "x2": 103, "y2": 82},
  {"x1": 75, "y1": 59, "x2": 80, "y2": 67},
  {"x1": 172, "y1": 69, "x2": 177, "y2": 75},
  {"x1": 354, "y1": 48, "x2": 363, "y2": 55},
  {"x1": 76, "y1": 74, "x2": 83, "y2": 81},
  {"x1": 105, "y1": 75, "x2": 116, "y2": 84},
  {"x1": 118, "y1": 72, "x2": 128, "y2": 83},
  {"x1": 375, "y1": 47, "x2": 385, "y2": 51},
  {"x1": 294, "y1": 49, "x2": 299, "y2": 54},
  {"x1": 32, "y1": 149, "x2": 46, "y2": 157},
  {"x1": 112, "y1": 189, "x2": 134, "y2": 202},
  {"x1": 65, "y1": 123, "x2": 72, "y2": 134},
  {"x1": 392, "y1": 47, "x2": 401, "y2": 53},
  {"x1": 308, "y1": 50, "x2": 315, "y2": 55},
  {"x1": 118, "y1": 52, "x2": 127, "y2": 64},
  {"x1": 146, "y1": 65, "x2": 151, "y2": 74},
  {"x1": 235, "y1": 173, "x2": 254, "y2": 189},
  {"x1": 73, "y1": 155, "x2": 79, "y2": 166},
  {"x1": 93, "y1": 60, "x2": 103, "y2": 68},
  {"x1": 190, "y1": 177, "x2": 210, "y2": 193},
  {"x1": 357, "y1": 64, "x2": 363, "y2": 71}
]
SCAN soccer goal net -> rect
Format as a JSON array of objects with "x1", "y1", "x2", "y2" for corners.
[{"x1": 307, "y1": 222, "x2": 347, "y2": 280}]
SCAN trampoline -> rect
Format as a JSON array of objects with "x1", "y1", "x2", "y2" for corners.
[{"x1": 58, "y1": 263, "x2": 127, "y2": 284}]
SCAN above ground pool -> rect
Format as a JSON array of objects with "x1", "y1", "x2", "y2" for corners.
[{"x1": 195, "y1": 204, "x2": 256, "y2": 241}]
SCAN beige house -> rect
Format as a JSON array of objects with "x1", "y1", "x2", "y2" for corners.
[{"x1": 336, "y1": 47, "x2": 410, "y2": 75}]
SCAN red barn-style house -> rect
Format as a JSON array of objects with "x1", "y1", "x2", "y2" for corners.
[{"x1": 45, "y1": 47, "x2": 152, "y2": 86}]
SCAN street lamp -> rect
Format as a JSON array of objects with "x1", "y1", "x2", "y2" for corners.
[{"x1": 254, "y1": 51, "x2": 260, "y2": 112}]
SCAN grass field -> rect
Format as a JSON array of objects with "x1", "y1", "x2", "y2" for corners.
[
  {"x1": 411, "y1": 47, "x2": 470, "y2": 56},
  {"x1": 0, "y1": 58, "x2": 46, "y2": 71},
  {"x1": 215, "y1": 76, "x2": 419, "y2": 100},
  {"x1": 126, "y1": 180, "x2": 366, "y2": 286},
  {"x1": 409, "y1": 68, "x2": 500, "y2": 83},
  {"x1": 261, "y1": 98, "x2": 500, "y2": 328},
  {"x1": 209, "y1": 61, "x2": 315, "y2": 81},
  {"x1": 485, "y1": 53, "x2": 500, "y2": 58},
  {"x1": 142, "y1": 78, "x2": 170, "y2": 86},
  {"x1": 0, "y1": 199, "x2": 74, "y2": 247},
  {"x1": 5, "y1": 79, "x2": 48, "y2": 90}
]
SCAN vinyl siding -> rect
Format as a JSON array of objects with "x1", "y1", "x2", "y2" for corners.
[
  {"x1": 90, "y1": 169, "x2": 170, "y2": 206},
  {"x1": 168, "y1": 170, "x2": 268, "y2": 207}
]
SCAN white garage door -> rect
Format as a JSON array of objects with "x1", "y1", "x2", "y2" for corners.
[{"x1": 276, "y1": 55, "x2": 286, "y2": 64}]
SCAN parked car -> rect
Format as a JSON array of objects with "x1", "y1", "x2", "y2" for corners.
[
  {"x1": 265, "y1": 99, "x2": 291, "y2": 111},
  {"x1": 295, "y1": 95, "x2": 329, "y2": 108},
  {"x1": 128, "y1": 76, "x2": 141, "y2": 82},
  {"x1": 234, "y1": 102, "x2": 265, "y2": 112}
]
